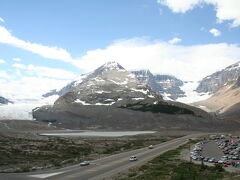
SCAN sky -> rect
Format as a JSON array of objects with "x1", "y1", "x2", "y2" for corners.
[{"x1": 0, "y1": 0, "x2": 240, "y2": 100}]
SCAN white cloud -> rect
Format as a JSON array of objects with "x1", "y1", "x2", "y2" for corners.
[
  {"x1": 157, "y1": 0, "x2": 202, "y2": 13},
  {"x1": 0, "y1": 59, "x2": 6, "y2": 63},
  {"x1": 12, "y1": 57, "x2": 21, "y2": 62},
  {"x1": 0, "y1": 36, "x2": 239, "y2": 101},
  {"x1": 12, "y1": 63, "x2": 76, "y2": 79},
  {"x1": 157, "y1": 0, "x2": 240, "y2": 27},
  {"x1": 168, "y1": 37, "x2": 182, "y2": 44},
  {"x1": 0, "y1": 76, "x2": 68, "y2": 100},
  {"x1": 0, "y1": 26, "x2": 76, "y2": 64},
  {"x1": 0, "y1": 17, "x2": 4, "y2": 23},
  {"x1": 0, "y1": 63, "x2": 75, "y2": 100},
  {"x1": 209, "y1": 28, "x2": 221, "y2": 36},
  {"x1": 0, "y1": 70, "x2": 10, "y2": 79},
  {"x1": 75, "y1": 38, "x2": 240, "y2": 81}
]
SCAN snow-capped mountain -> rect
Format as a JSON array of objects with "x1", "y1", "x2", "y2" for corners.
[
  {"x1": 0, "y1": 96, "x2": 13, "y2": 104},
  {"x1": 33, "y1": 62, "x2": 215, "y2": 131},
  {"x1": 196, "y1": 61, "x2": 240, "y2": 94},
  {"x1": 131, "y1": 70, "x2": 185, "y2": 100},
  {"x1": 154, "y1": 74, "x2": 185, "y2": 100},
  {"x1": 193, "y1": 61, "x2": 240, "y2": 120},
  {"x1": 43, "y1": 62, "x2": 126, "y2": 98},
  {"x1": 54, "y1": 62, "x2": 162, "y2": 107},
  {"x1": 44, "y1": 66, "x2": 186, "y2": 101}
]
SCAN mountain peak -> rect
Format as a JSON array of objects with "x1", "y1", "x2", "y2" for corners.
[{"x1": 101, "y1": 61, "x2": 125, "y2": 71}]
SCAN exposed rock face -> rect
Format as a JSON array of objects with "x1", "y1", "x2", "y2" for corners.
[
  {"x1": 233, "y1": 76, "x2": 240, "y2": 89},
  {"x1": 0, "y1": 96, "x2": 13, "y2": 104},
  {"x1": 154, "y1": 74, "x2": 185, "y2": 100},
  {"x1": 43, "y1": 66, "x2": 185, "y2": 101},
  {"x1": 196, "y1": 61, "x2": 240, "y2": 94},
  {"x1": 193, "y1": 83, "x2": 240, "y2": 113},
  {"x1": 33, "y1": 62, "x2": 218, "y2": 131},
  {"x1": 193, "y1": 61, "x2": 240, "y2": 122},
  {"x1": 132, "y1": 70, "x2": 185, "y2": 100},
  {"x1": 54, "y1": 63, "x2": 162, "y2": 108},
  {"x1": 131, "y1": 70, "x2": 163, "y2": 94}
]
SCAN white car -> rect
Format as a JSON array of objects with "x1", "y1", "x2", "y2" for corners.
[
  {"x1": 149, "y1": 145, "x2": 154, "y2": 149},
  {"x1": 80, "y1": 161, "x2": 90, "y2": 166},
  {"x1": 129, "y1": 156, "x2": 138, "y2": 161}
]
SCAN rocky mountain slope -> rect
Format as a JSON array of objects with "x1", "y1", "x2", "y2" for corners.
[
  {"x1": 0, "y1": 96, "x2": 13, "y2": 105},
  {"x1": 43, "y1": 66, "x2": 185, "y2": 101},
  {"x1": 132, "y1": 70, "x2": 185, "y2": 100},
  {"x1": 194, "y1": 61, "x2": 240, "y2": 121},
  {"x1": 32, "y1": 62, "x2": 233, "y2": 131},
  {"x1": 196, "y1": 61, "x2": 240, "y2": 94}
]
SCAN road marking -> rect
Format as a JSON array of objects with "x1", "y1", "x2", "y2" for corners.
[{"x1": 29, "y1": 171, "x2": 65, "y2": 178}]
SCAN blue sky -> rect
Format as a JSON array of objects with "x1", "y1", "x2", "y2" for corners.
[{"x1": 0, "y1": 0, "x2": 240, "y2": 99}]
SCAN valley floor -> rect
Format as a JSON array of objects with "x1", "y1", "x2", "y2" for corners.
[{"x1": 0, "y1": 121, "x2": 186, "y2": 173}]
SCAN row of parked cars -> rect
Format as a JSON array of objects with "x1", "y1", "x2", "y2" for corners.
[
  {"x1": 215, "y1": 139, "x2": 240, "y2": 167},
  {"x1": 190, "y1": 141, "x2": 205, "y2": 161},
  {"x1": 190, "y1": 139, "x2": 240, "y2": 167}
]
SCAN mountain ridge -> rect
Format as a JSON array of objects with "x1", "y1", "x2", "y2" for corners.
[{"x1": 33, "y1": 61, "x2": 221, "y2": 131}]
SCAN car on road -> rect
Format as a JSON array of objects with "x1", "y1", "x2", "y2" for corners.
[
  {"x1": 148, "y1": 145, "x2": 154, "y2": 149},
  {"x1": 80, "y1": 161, "x2": 90, "y2": 166},
  {"x1": 129, "y1": 156, "x2": 138, "y2": 161}
]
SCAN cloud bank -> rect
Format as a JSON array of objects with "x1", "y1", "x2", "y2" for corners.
[
  {"x1": 0, "y1": 26, "x2": 75, "y2": 64},
  {"x1": 0, "y1": 17, "x2": 4, "y2": 23},
  {"x1": 75, "y1": 38, "x2": 240, "y2": 81},
  {"x1": 157, "y1": 0, "x2": 240, "y2": 27},
  {"x1": 0, "y1": 59, "x2": 5, "y2": 63},
  {"x1": 168, "y1": 37, "x2": 182, "y2": 44},
  {"x1": 0, "y1": 25, "x2": 240, "y2": 101},
  {"x1": 12, "y1": 63, "x2": 76, "y2": 79}
]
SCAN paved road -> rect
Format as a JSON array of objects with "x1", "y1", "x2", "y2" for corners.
[{"x1": 0, "y1": 134, "x2": 201, "y2": 180}]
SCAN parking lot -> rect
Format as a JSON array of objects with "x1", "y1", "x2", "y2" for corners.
[{"x1": 190, "y1": 134, "x2": 240, "y2": 171}]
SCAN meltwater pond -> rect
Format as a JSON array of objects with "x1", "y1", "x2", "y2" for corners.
[{"x1": 40, "y1": 130, "x2": 156, "y2": 137}]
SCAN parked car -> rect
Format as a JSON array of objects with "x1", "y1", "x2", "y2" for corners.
[
  {"x1": 203, "y1": 157, "x2": 209, "y2": 162},
  {"x1": 80, "y1": 161, "x2": 90, "y2": 166},
  {"x1": 232, "y1": 156, "x2": 239, "y2": 160},
  {"x1": 208, "y1": 158, "x2": 215, "y2": 163},
  {"x1": 218, "y1": 159, "x2": 227, "y2": 164},
  {"x1": 225, "y1": 161, "x2": 234, "y2": 165},
  {"x1": 129, "y1": 156, "x2": 138, "y2": 161}
]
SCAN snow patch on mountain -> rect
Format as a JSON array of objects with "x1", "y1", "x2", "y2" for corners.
[
  {"x1": 131, "y1": 88, "x2": 149, "y2": 94},
  {"x1": 177, "y1": 81, "x2": 212, "y2": 103},
  {"x1": 132, "y1": 97, "x2": 145, "y2": 100}
]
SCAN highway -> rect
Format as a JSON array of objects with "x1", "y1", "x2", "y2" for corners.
[{"x1": 0, "y1": 134, "x2": 201, "y2": 180}]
